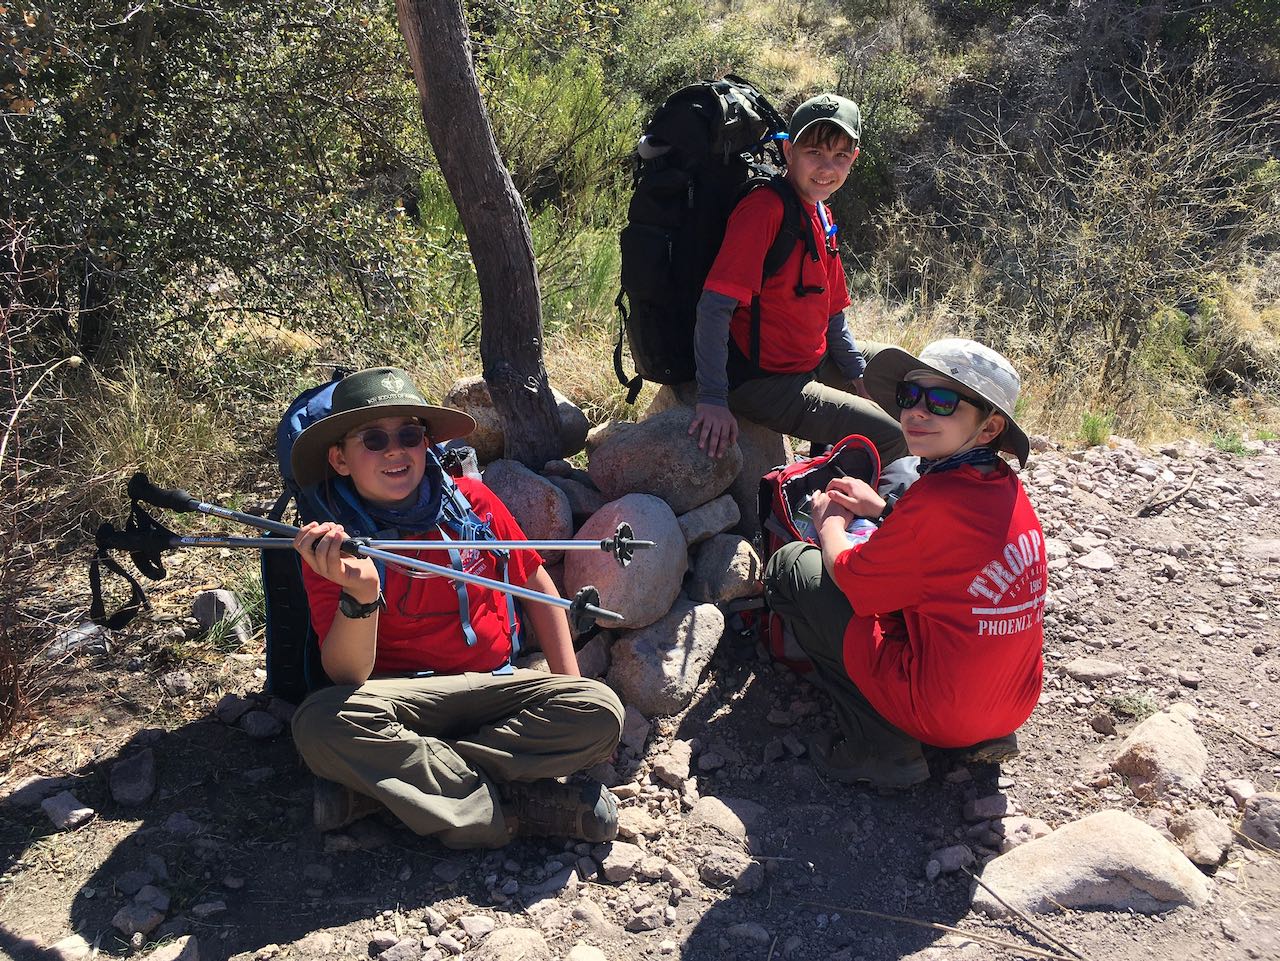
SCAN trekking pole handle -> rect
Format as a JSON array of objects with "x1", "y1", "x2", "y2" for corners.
[{"x1": 128, "y1": 473, "x2": 200, "y2": 513}]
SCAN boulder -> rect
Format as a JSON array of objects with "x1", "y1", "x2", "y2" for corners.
[
  {"x1": 1111, "y1": 709, "x2": 1208, "y2": 799},
  {"x1": 482, "y1": 459, "x2": 573, "y2": 563},
  {"x1": 645, "y1": 384, "x2": 788, "y2": 535},
  {"x1": 564, "y1": 495, "x2": 685, "y2": 630},
  {"x1": 688, "y1": 534, "x2": 763, "y2": 603},
  {"x1": 588, "y1": 408, "x2": 742, "y2": 514},
  {"x1": 608, "y1": 599, "x2": 725, "y2": 716},
  {"x1": 677, "y1": 495, "x2": 740, "y2": 547},
  {"x1": 443, "y1": 376, "x2": 587, "y2": 463},
  {"x1": 972, "y1": 810, "x2": 1210, "y2": 916}
]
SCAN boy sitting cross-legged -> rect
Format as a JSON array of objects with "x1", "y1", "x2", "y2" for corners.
[
  {"x1": 764, "y1": 340, "x2": 1046, "y2": 788},
  {"x1": 288, "y1": 367, "x2": 624, "y2": 847}
]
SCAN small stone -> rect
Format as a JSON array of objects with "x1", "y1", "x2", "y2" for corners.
[
  {"x1": 698, "y1": 846, "x2": 763, "y2": 893},
  {"x1": 1241, "y1": 793, "x2": 1280, "y2": 850},
  {"x1": 238, "y1": 710, "x2": 284, "y2": 739},
  {"x1": 433, "y1": 861, "x2": 466, "y2": 883},
  {"x1": 458, "y1": 915, "x2": 496, "y2": 940},
  {"x1": 963, "y1": 794, "x2": 1014, "y2": 821},
  {"x1": 112, "y1": 902, "x2": 165, "y2": 938},
  {"x1": 725, "y1": 921, "x2": 771, "y2": 944},
  {"x1": 110, "y1": 749, "x2": 156, "y2": 806},
  {"x1": 1225, "y1": 779, "x2": 1256, "y2": 806},
  {"x1": 620, "y1": 705, "x2": 651, "y2": 753},
  {"x1": 41, "y1": 791, "x2": 94, "y2": 830},
  {"x1": 190, "y1": 900, "x2": 226, "y2": 919},
  {"x1": 1062, "y1": 657, "x2": 1125, "y2": 683},
  {"x1": 601, "y1": 841, "x2": 645, "y2": 883},
  {"x1": 928, "y1": 844, "x2": 976, "y2": 874}
]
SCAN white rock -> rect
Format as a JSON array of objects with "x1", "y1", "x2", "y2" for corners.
[
  {"x1": 41, "y1": 791, "x2": 94, "y2": 830},
  {"x1": 1075, "y1": 548, "x2": 1116, "y2": 572},
  {"x1": 1061, "y1": 657, "x2": 1125, "y2": 683},
  {"x1": 652, "y1": 740, "x2": 693, "y2": 788},
  {"x1": 972, "y1": 810, "x2": 1210, "y2": 916},
  {"x1": 600, "y1": 840, "x2": 645, "y2": 882}
]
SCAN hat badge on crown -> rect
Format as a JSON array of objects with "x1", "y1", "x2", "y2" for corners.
[{"x1": 381, "y1": 373, "x2": 406, "y2": 393}]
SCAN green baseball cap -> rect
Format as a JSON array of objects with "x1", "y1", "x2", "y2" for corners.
[{"x1": 789, "y1": 93, "x2": 862, "y2": 144}]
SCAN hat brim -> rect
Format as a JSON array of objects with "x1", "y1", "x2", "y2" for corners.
[
  {"x1": 864, "y1": 347, "x2": 1031, "y2": 468},
  {"x1": 290, "y1": 403, "x2": 476, "y2": 488}
]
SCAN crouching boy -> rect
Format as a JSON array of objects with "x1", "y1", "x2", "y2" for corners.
[
  {"x1": 764, "y1": 340, "x2": 1045, "y2": 788},
  {"x1": 288, "y1": 367, "x2": 624, "y2": 847}
]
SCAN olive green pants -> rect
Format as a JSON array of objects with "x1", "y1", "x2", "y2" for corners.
[
  {"x1": 728, "y1": 342, "x2": 908, "y2": 462},
  {"x1": 764, "y1": 541, "x2": 923, "y2": 760},
  {"x1": 292, "y1": 670, "x2": 624, "y2": 848}
]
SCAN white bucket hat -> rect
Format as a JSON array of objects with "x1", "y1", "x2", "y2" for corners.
[{"x1": 864, "y1": 338, "x2": 1030, "y2": 467}]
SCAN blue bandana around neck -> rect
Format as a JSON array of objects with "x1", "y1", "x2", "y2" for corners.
[
  {"x1": 918, "y1": 445, "x2": 1001, "y2": 475},
  {"x1": 332, "y1": 458, "x2": 445, "y2": 536}
]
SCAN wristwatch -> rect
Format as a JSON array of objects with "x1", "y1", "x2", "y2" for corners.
[{"x1": 338, "y1": 590, "x2": 385, "y2": 619}]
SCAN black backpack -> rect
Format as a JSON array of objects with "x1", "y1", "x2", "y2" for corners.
[{"x1": 613, "y1": 75, "x2": 823, "y2": 403}]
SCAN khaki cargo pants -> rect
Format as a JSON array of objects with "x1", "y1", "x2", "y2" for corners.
[
  {"x1": 728, "y1": 342, "x2": 909, "y2": 462},
  {"x1": 292, "y1": 670, "x2": 624, "y2": 848}
]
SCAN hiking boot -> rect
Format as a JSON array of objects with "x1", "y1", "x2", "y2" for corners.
[
  {"x1": 501, "y1": 779, "x2": 618, "y2": 843},
  {"x1": 808, "y1": 733, "x2": 930, "y2": 790},
  {"x1": 959, "y1": 732, "x2": 1020, "y2": 764},
  {"x1": 313, "y1": 777, "x2": 383, "y2": 832}
]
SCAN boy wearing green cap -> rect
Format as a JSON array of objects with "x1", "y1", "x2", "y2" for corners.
[
  {"x1": 689, "y1": 92, "x2": 907, "y2": 466},
  {"x1": 287, "y1": 367, "x2": 624, "y2": 848}
]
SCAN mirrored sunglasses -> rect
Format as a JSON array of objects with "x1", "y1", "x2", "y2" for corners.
[
  {"x1": 895, "y1": 381, "x2": 987, "y2": 417},
  {"x1": 346, "y1": 423, "x2": 427, "y2": 452}
]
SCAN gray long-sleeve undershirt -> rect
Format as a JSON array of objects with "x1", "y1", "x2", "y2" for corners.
[{"x1": 693, "y1": 290, "x2": 867, "y2": 406}]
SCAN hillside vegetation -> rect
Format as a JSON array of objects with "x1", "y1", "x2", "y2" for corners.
[{"x1": 1, "y1": 0, "x2": 1278, "y2": 718}]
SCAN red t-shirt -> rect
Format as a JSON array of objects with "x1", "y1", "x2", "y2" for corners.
[
  {"x1": 703, "y1": 186, "x2": 852, "y2": 374},
  {"x1": 831, "y1": 463, "x2": 1046, "y2": 747},
  {"x1": 303, "y1": 478, "x2": 543, "y2": 675}
]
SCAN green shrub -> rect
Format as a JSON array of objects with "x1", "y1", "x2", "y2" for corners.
[{"x1": 1080, "y1": 411, "x2": 1116, "y2": 447}]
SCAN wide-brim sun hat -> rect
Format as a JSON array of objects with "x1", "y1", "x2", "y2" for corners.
[
  {"x1": 864, "y1": 339, "x2": 1031, "y2": 467},
  {"x1": 291, "y1": 367, "x2": 476, "y2": 487}
]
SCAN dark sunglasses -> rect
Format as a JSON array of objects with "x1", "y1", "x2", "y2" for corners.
[
  {"x1": 895, "y1": 381, "x2": 987, "y2": 417},
  {"x1": 346, "y1": 423, "x2": 427, "y2": 452}
]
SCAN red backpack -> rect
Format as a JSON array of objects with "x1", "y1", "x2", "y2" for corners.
[{"x1": 751, "y1": 435, "x2": 881, "y2": 672}]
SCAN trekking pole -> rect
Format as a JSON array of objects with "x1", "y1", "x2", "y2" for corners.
[
  {"x1": 108, "y1": 531, "x2": 653, "y2": 566},
  {"x1": 121, "y1": 474, "x2": 631, "y2": 631}
]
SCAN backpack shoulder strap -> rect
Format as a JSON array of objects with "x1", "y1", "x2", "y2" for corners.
[
  {"x1": 435, "y1": 473, "x2": 522, "y2": 670},
  {"x1": 746, "y1": 177, "x2": 823, "y2": 368}
]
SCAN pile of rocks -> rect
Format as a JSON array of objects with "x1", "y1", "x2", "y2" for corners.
[{"x1": 444, "y1": 377, "x2": 790, "y2": 717}]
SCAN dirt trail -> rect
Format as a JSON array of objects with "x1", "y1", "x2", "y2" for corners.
[{"x1": 1, "y1": 437, "x2": 1278, "y2": 961}]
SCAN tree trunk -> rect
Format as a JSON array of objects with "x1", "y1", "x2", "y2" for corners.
[{"x1": 394, "y1": 0, "x2": 561, "y2": 469}]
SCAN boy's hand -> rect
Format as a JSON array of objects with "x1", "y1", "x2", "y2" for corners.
[
  {"x1": 689, "y1": 403, "x2": 739, "y2": 459},
  {"x1": 293, "y1": 521, "x2": 380, "y2": 600},
  {"x1": 811, "y1": 489, "x2": 855, "y2": 532},
  {"x1": 824, "y1": 477, "x2": 886, "y2": 519}
]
